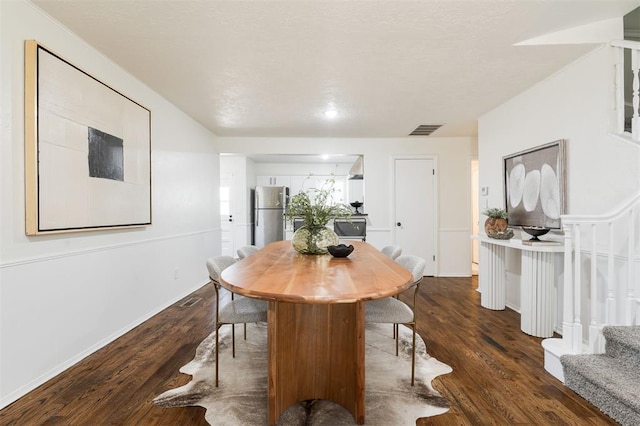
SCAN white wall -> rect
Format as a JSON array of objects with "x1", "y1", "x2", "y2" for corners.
[
  {"x1": 0, "y1": 0, "x2": 220, "y2": 407},
  {"x1": 216, "y1": 137, "x2": 477, "y2": 276},
  {"x1": 478, "y1": 43, "x2": 640, "y2": 311}
]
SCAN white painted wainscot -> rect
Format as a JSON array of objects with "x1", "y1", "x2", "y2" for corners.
[{"x1": 472, "y1": 235, "x2": 565, "y2": 339}]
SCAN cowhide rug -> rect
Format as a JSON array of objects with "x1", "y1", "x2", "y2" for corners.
[{"x1": 153, "y1": 322, "x2": 452, "y2": 425}]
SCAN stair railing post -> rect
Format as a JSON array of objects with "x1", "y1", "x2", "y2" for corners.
[
  {"x1": 562, "y1": 223, "x2": 576, "y2": 352},
  {"x1": 613, "y1": 45, "x2": 625, "y2": 134},
  {"x1": 628, "y1": 208, "x2": 637, "y2": 325},
  {"x1": 631, "y1": 48, "x2": 639, "y2": 141},
  {"x1": 610, "y1": 40, "x2": 640, "y2": 140},
  {"x1": 573, "y1": 224, "x2": 583, "y2": 353},
  {"x1": 606, "y1": 222, "x2": 616, "y2": 326},
  {"x1": 588, "y1": 224, "x2": 601, "y2": 352}
]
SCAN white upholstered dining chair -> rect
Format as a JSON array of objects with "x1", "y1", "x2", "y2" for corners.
[
  {"x1": 381, "y1": 245, "x2": 402, "y2": 260},
  {"x1": 381, "y1": 245, "x2": 403, "y2": 340},
  {"x1": 206, "y1": 255, "x2": 268, "y2": 387},
  {"x1": 365, "y1": 254, "x2": 426, "y2": 386},
  {"x1": 237, "y1": 245, "x2": 259, "y2": 259}
]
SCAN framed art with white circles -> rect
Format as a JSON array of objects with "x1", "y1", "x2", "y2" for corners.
[{"x1": 503, "y1": 140, "x2": 566, "y2": 230}]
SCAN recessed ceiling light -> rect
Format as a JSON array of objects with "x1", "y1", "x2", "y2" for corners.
[
  {"x1": 321, "y1": 154, "x2": 330, "y2": 160},
  {"x1": 324, "y1": 109, "x2": 338, "y2": 119}
]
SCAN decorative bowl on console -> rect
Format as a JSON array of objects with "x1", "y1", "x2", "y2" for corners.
[
  {"x1": 487, "y1": 229, "x2": 514, "y2": 240},
  {"x1": 350, "y1": 201, "x2": 363, "y2": 214},
  {"x1": 483, "y1": 208, "x2": 509, "y2": 237},
  {"x1": 521, "y1": 226, "x2": 550, "y2": 241}
]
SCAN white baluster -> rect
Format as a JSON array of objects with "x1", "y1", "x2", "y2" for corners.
[
  {"x1": 636, "y1": 208, "x2": 640, "y2": 326},
  {"x1": 632, "y1": 48, "x2": 639, "y2": 141},
  {"x1": 614, "y1": 46, "x2": 625, "y2": 134},
  {"x1": 606, "y1": 222, "x2": 616, "y2": 326},
  {"x1": 562, "y1": 224, "x2": 576, "y2": 352},
  {"x1": 610, "y1": 41, "x2": 640, "y2": 139},
  {"x1": 628, "y1": 208, "x2": 637, "y2": 325},
  {"x1": 573, "y1": 225, "x2": 583, "y2": 353},
  {"x1": 589, "y1": 224, "x2": 600, "y2": 352}
]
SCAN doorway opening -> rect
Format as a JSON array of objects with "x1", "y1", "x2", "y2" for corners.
[{"x1": 471, "y1": 159, "x2": 479, "y2": 276}]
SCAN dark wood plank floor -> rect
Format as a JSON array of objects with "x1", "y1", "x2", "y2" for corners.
[
  {"x1": 414, "y1": 277, "x2": 615, "y2": 425},
  {"x1": 0, "y1": 276, "x2": 616, "y2": 425}
]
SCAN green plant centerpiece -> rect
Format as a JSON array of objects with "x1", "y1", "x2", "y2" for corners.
[
  {"x1": 483, "y1": 207, "x2": 513, "y2": 239},
  {"x1": 286, "y1": 178, "x2": 352, "y2": 254}
]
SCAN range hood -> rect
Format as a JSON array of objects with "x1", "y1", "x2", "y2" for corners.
[{"x1": 348, "y1": 156, "x2": 364, "y2": 180}]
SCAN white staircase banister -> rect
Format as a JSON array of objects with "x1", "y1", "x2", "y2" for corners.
[
  {"x1": 611, "y1": 39, "x2": 640, "y2": 50},
  {"x1": 543, "y1": 39, "x2": 640, "y2": 381},
  {"x1": 562, "y1": 193, "x2": 640, "y2": 223}
]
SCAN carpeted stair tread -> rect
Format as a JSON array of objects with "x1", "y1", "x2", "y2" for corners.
[
  {"x1": 603, "y1": 326, "x2": 640, "y2": 370},
  {"x1": 562, "y1": 354, "x2": 640, "y2": 425}
]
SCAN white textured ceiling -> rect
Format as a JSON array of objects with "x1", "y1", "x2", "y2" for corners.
[{"x1": 32, "y1": 0, "x2": 640, "y2": 138}]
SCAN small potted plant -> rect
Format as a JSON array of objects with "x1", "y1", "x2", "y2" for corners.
[
  {"x1": 286, "y1": 178, "x2": 352, "y2": 254},
  {"x1": 483, "y1": 207, "x2": 513, "y2": 239}
]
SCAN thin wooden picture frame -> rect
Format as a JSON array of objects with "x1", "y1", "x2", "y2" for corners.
[{"x1": 24, "y1": 40, "x2": 152, "y2": 235}]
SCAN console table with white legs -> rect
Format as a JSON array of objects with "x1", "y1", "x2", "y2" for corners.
[{"x1": 472, "y1": 235, "x2": 565, "y2": 338}]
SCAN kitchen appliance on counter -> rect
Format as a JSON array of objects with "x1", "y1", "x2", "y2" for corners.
[
  {"x1": 334, "y1": 217, "x2": 367, "y2": 242},
  {"x1": 254, "y1": 186, "x2": 288, "y2": 247}
]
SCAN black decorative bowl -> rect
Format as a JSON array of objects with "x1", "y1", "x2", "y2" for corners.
[
  {"x1": 522, "y1": 226, "x2": 550, "y2": 241},
  {"x1": 327, "y1": 244, "x2": 354, "y2": 258},
  {"x1": 350, "y1": 201, "x2": 363, "y2": 214}
]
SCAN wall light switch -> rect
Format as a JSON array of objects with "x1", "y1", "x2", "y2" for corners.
[{"x1": 481, "y1": 186, "x2": 489, "y2": 196}]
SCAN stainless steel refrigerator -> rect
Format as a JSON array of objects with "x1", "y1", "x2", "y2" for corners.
[{"x1": 253, "y1": 186, "x2": 288, "y2": 247}]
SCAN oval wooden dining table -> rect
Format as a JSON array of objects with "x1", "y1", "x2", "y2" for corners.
[{"x1": 220, "y1": 240, "x2": 413, "y2": 425}]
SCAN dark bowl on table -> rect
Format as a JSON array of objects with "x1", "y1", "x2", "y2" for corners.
[
  {"x1": 521, "y1": 226, "x2": 550, "y2": 240},
  {"x1": 327, "y1": 244, "x2": 354, "y2": 258},
  {"x1": 350, "y1": 201, "x2": 363, "y2": 209}
]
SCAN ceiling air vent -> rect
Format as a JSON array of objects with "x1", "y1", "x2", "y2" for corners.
[{"x1": 409, "y1": 124, "x2": 443, "y2": 136}]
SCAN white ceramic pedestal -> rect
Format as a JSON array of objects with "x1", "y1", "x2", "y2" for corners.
[
  {"x1": 478, "y1": 242, "x2": 506, "y2": 310},
  {"x1": 473, "y1": 235, "x2": 564, "y2": 338}
]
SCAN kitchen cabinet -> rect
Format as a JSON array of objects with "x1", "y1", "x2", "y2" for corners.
[
  {"x1": 262, "y1": 175, "x2": 348, "y2": 204},
  {"x1": 294, "y1": 175, "x2": 348, "y2": 204},
  {"x1": 257, "y1": 176, "x2": 291, "y2": 187},
  {"x1": 289, "y1": 176, "x2": 306, "y2": 197}
]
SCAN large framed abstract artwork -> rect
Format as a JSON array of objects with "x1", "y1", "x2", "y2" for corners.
[
  {"x1": 503, "y1": 139, "x2": 566, "y2": 229},
  {"x1": 24, "y1": 40, "x2": 152, "y2": 235}
]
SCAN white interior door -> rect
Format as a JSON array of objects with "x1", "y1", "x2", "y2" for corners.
[
  {"x1": 394, "y1": 158, "x2": 436, "y2": 276},
  {"x1": 220, "y1": 173, "x2": 235, "y2": 257}
]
